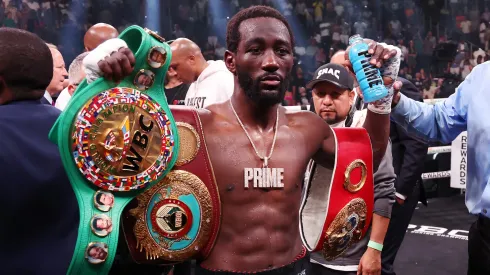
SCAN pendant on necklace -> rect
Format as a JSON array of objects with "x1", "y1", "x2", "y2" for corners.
[
  {"x1": 244, "y1": 158, "x2": 284, "y2": 189},
  {"x1": 263, "y1": 157, "x2": 269, "y2": 168}
]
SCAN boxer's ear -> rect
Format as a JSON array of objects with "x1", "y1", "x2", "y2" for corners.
[{"x1": 224, "y1": 50, "x2": 236, "y2": 75}]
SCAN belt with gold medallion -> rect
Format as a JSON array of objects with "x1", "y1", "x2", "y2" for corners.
[{"x1": 49, "y1": 26, "x2": 179, "y2": 275}]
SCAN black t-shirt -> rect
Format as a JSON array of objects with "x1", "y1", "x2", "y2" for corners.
[
  {"x1": 165, "y1": 83, "x2": 190, "y2": 105},
  {"x1": 413, "y1": 78, "x2": 423, "y2": 91},
  {"x1": 291, "y1": 77, "x2": 306, "y2": 93}
]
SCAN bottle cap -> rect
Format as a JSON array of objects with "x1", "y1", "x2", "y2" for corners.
[{"x1": 348, "y1": 34, "x2": 363, "y2": 45}]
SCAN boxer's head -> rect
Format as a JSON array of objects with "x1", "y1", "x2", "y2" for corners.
[
  {"x1": 225, "y1": 6, "x2": 294, "y2": 107},
  {"x1": 0, "y1": 28, "x2": 53, "y2": 105},
  {"x1": 308, "y1": 63, "x2": 355, "y2": 125},
  {"x1": 84, "y1": 23, "x2": 119, "y2": 52},
  {"x1": 169, "y1": 38, "x2": 207, "y2": 84}
]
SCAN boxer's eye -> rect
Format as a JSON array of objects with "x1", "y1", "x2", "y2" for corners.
[
  {"x1": 248, "y1": 47, "x2": 261, "y2": 55},
  {"x1": 276, "y1": 48, "x2": 290, "y2": 56}
]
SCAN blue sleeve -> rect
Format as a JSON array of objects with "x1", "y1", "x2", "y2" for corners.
[{"x1": 390, "y1": 66, "x2": 479, "y2": 144}]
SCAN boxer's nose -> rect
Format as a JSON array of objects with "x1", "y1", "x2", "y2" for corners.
[{"x1": 261, "y1": 50, "x2": 279, "y2": 72}]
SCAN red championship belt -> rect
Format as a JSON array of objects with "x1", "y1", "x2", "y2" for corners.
[
  {"x1": 122, "y1": 106, "x2": 221, "y2": 264},
  {"x1": 300, "y1": 127, "x2": 374, "y2": 261}
]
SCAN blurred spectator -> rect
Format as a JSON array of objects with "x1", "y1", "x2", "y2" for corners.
[
  {"x1": 407, "y1": 40, "x2": 417, "y2": 74},
  {"x1": 312, "y1": 0, "x2": 323, "y2": 23},
  {"x1": 173, "y1": 24, "x2": 185, "y2": 39},
  {"x1": 296, "y1": 86, "x2": 311, "y2": 106},
  {"x1": 291, "y1": 66, "x2": 306, "y2": 101}
]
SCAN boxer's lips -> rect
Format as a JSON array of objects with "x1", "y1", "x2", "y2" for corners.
[
  {"x1": 261, "y1": 80, "x2": 280, "y2": 86},
  {"x1": 260, "y1": 75, "x2": 281, "y2": 87}
]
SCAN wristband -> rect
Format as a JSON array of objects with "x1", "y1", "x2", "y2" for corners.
[
  {"x1": 49, "y1": 26, "x2": 179, "y2": 275},
  {"x1": 368, "y1": 240, "x2": 383, "y2": 251}
]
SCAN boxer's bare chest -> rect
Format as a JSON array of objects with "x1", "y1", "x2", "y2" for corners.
[{"x1": 200, "y1": 109, "x2": 318, "y2": 199}]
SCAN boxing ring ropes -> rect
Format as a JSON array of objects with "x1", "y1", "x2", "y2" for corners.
[{"x1": 286, "y1": 97, "x2": 467, "y2": 192}]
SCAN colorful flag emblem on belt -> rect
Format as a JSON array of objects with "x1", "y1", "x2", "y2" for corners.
[
  {"x1": 104, "y1": 131, "x2": 117, "y2": 148},
  {"x1": 121, "y1": 116, "x2": 130, "y2": 143}
]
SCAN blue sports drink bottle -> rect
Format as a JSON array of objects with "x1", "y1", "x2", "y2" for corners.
[{"x1": 348, "y1": 35, "x2": 388, "y2": 103}]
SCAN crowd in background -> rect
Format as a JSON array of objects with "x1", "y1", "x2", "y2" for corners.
[{"x1": 3, "y1": 0, "x2": 490, "y2": 105}]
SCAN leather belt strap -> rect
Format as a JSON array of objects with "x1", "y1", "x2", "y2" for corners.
[{"x1": 122, "y1": 106, "x2": 221, "y2": 264}]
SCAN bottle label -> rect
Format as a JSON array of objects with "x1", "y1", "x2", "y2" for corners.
[{"x1": 358, "y1": 51, "x2": 383, "y2": 88}]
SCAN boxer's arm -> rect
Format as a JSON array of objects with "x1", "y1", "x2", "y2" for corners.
[
  {"x1": 362, "y1": 111, "x2": 390, "y2": 172},
  {"x1": 363, "y1": 80, "x2": 402, "y2": 171},
  {"x1": 344, "y1": 42, "x2": 402, "y2": 171},
  {"x1": 311, "y1": 115, "x2": 337, "y2": 169}
]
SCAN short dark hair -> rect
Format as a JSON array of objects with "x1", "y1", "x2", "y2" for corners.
[
  {"x1": 226, "y1": 6, "x2": 295, "y2": 53},
  {"x1": 0, "y1": 28, "x2": 53, "y2": 99},
  {"x1": 93, "y1": 218, "x2": 103, "y2": 230},
  {"x1": 95, "y1": 192, "x2": 104, "y2": 205}
]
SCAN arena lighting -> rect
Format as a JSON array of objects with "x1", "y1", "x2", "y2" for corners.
[
  {"x1": 270, "y1": 0, "x2": 307, "y2": 47},
  {"x1": 59, "y1": 0, "x2": 85, "y2": 62},
  {"x1": 207, "y1": 0, "x2": 231, "y2": 42},
  {"x1": 145, "y1": 0, "x2": 160, "y2": 34}
]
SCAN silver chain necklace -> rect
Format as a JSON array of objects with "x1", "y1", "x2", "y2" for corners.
[{"x1": 229, "y1": 101, "x2": 279, "y2": 168}]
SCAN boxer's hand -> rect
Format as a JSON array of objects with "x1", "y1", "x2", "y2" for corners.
[
  {"x1": 343, "y1": 39, "x2": 399, "y2": 84},
  {"x1": 345, "y1": 40, "x2": 402, "y2": 114},
  {"x1": 97, "y1": 48, "x2": 136, "y2": 83},
  {"x1": 83, "y1": 38, "x2": 133, "y2": 84},
  {"x1": 358, "y1": 247, "x2": 381, "y2": 275}
]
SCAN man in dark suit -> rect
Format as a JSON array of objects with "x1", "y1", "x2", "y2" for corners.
[
  {"x1": 0, "y1": 28, "x2": 78, "y2": 274},
  {"x1": 382, "y1": 77, "x2": 428, "y2": 275}
]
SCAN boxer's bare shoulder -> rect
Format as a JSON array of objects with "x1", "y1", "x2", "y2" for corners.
[
  {"x1": 284, "y1": 109, "x2": 336, "y2": 167},
  {"x1": 284, "y1": 108, "x2": 332, "y2": 144}
]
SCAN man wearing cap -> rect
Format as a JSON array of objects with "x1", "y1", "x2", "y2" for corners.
[{"x1": 306, "y1": 63, "x2": 396, "y2": 275}]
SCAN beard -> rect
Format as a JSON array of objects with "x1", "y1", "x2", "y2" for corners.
[{"x1": 236, "y1": 65, "x2": 290, "y2": 107}]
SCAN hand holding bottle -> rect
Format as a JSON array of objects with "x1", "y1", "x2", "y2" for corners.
[{"x1": 344, "y1": 35, "x2": 401, "y2": 114}]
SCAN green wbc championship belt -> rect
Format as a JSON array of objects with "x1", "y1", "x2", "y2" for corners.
[{"x1": 49, "y1": 26, "x2": 180, "y2": 274}]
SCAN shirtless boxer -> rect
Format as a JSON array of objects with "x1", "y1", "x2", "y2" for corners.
[{"x1": 86, "y1": 6, "x2": 400, "y2": 274}]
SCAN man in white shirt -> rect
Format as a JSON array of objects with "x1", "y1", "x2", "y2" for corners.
[
  {"x1": 42, "y1": 44, "x2": 68, "y2": 105},
  {"x1": 55, "y1": 52, "x2": 88, "y2": 111},
  {"x1": 169, "y1": 38, "x2": 234, "y2": 108}
]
